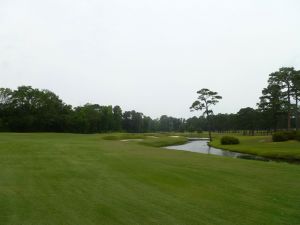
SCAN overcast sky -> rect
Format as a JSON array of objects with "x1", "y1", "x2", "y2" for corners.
[{"x1": 1, "y1": 0, "x2": 300, "y2": 118}]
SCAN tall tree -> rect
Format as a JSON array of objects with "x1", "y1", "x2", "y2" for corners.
[
  {"x1": 258, "y1": 84, "x2": 285, "y2": 131},
  {"x1": 291, "y1": 70, "x2": 300, "y2": 130},
  {"x1": 185, "y1": 116, "x2": 203, "y2": 132},
  {"x1": 236, "y1": 107, "x2": 257, "y2": 135},
  {"x1": 268, "y1": 67, "x2": 296, "y2": 130},
  {"x1": 122, "y1": 110, "x2": 144, "y2": 133},
  {"x1": 0, "y1": 88, "x2": 12, "y2": 105},
  {"x1": 99, "y1": 105, "x2": 114, "y2": 132},
  {"x1": 112, "y1": 106, "x2": 123, "y2": 131},
  {"x1": 0, "y1": 88, "x2": 13, "y2": 130},
  {"x1": 190, "y1": 88, "x2": 222, "y2": 141}
]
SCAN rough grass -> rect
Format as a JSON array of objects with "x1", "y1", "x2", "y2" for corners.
[
  {"x1": 0, "y1": 133, "x2": 299, "y2": 225},
  {"x1": 102, "y1": 132, "x2": 207, "y2": 141},
  {"x1": 141, "y1": 136, "x2": 188, "y2": 147},
  {"x1": 103, "y1": 133, "x2": 188, "y2": 147},
  {"x1": 210, "y1": 135, "x2": 300, "y2": 161},
  {"x1": 102, "y1": 133, "x2": 147, "y2": 140}
]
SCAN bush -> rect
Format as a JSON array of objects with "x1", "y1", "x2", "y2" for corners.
[
  {"x1": 221, "y1": 136, "x2": 240, "y2": 145},
  {"x1": 272, "y1": 132, "x2": 289, "y2": 142},
  {"x1": 284, "y1": 131, "x2": 296, "y2": 140},
  {"x1": 295, "y1": 132, "x2": 300, "y2": 141},
  {"x1": 272, "y1": 131, "x2": 300, "y2": 142}
]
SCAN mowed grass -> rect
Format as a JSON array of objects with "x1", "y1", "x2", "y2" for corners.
[
  {"x1": 0, "y1": 133, "x2": 299, "y2": 225},
  {"x1": 210, "y1": 135, "x2": 300, "y2": 161}
]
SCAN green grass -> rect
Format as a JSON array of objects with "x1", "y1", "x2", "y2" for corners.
[
  {"x1": 0, "y1": 133, "x2": 299, "y2": 225},
  {"x1": 210, "y1": 135, "x2": 300, "y2": 161}
]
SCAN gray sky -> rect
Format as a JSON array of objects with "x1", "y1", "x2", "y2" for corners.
[{"x1": 1, "y1": 0, "x2": 300, "y2": 118}]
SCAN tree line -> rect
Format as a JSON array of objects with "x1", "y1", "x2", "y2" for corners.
[
  {"x1": 0, "y1": 67, "x2": 299, "y2": 134},
  {"x1": 258, "y1": 67, "x2": 300, "y2": 131},
  {"x1": 0, "y1": 86, "x2": 185, "y2": 133},
  {"x1": 187, "y1": 67, "x2": 300, "y2": 134}
]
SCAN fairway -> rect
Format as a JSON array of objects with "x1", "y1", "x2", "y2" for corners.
[{"x1": 0, "y1": 133, "x2": 300, "y2": 225}]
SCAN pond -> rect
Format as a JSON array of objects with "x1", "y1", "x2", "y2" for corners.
[{"x1": 165, "y1": 140, "x2": 270, "y2": 162}]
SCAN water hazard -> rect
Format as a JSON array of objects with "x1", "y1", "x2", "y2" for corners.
[{"x1": 165, "y1": 139, "x2": 270, "y2": 161}]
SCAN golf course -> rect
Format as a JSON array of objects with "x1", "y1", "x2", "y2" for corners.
[
  {"x1": 2, "y1": 1, "x2": 300, "y2": 224},
  {"x1": 0, "y1": 132, "x2": 299, "y2": 225}
]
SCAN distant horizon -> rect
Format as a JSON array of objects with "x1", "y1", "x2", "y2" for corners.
[{"x1": 0, "y1": 75, "x2": 293, "y2": 120}]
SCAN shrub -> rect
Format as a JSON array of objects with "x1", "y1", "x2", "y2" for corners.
[
  {"x1": 295, "y1": 132, "x2": 300, "y2": 141},
  {"x1": 272, "y1": 132, "x2": 289, "y2": 142},
  {"x1": 283, "y1": 131, "x2": 296, "y2": 140},
  {"x1": 221, "y1": 136, "x2": 240, "y2": 145},
  {"x1": 272, "y1": 131, "x2": 298, "y2": 142}
]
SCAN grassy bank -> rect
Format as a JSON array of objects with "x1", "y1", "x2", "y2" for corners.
[
  {"x1": 102, "y1": 133, "x2": 188, "y2": 147},
  {"x1": 0, "y1": 133, "x2": 299, "y2": 225},
  {"x1": 102, "y1": 132, "x2": 206, "y2": 141},
  {"x1": 210, "y1": 135, "x2": 300, "y2": 161}
]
